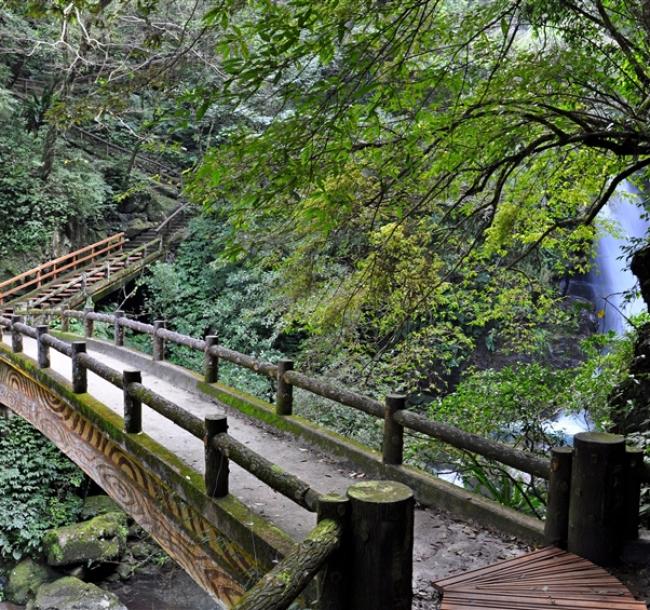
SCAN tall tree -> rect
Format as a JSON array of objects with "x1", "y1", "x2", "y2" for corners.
[{"x1": 187, "y1": 0, "x2": 650, "y2": 389}]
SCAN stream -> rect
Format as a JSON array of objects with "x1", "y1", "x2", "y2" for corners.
[{"x1": 104, "y1": 565, "x2": 220, "y2": 610}]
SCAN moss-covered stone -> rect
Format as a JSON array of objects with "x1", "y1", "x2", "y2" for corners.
[
  {"x1": 32, "y1": 576, "x2": 127, "y2": 610},
  {"x1": 6, "y1": 559, "x2": 57, "y2": 604},
  {"x1": 79, "y1": 495, "x2": 122, "y2": 521},
  {"x1": 42, "y1": 512, "x2": 128, "y2": 567}
]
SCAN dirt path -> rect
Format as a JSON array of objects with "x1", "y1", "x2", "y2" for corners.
[{"x1": 10, "y1": 335, "x2": 529, "y2": 608}]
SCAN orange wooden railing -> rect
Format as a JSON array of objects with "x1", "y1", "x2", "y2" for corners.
[{"x1": 0, "y1": 233, "x2": 125, "y2": 304}]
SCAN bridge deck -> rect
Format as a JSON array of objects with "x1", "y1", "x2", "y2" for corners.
[
  {"x1": 5, "y1": 335, "x2": 648, "y2": 609},
  {"x1": 7, "y1": 334, "x2": 535, "y2": 608}
]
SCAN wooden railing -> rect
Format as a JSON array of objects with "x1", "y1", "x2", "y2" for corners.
[
  {"x1": 0, "y1": 234, "x2": 126, "y2": 305},
  {"x1": 0, "y1": 314, "x2": 415, "y2": 610},
  {"x1": 1, "y1": 308, "x2": 646, "y2": 582}
]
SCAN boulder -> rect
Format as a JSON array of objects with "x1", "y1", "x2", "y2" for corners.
[
  {"x1": 42, "y1": 513, "x2": 128, "y2": 567},
  {"x1": 31, "y1": 576, "x2": 127, "y2": 610},
  {"x1": 6, "y1": 559, "x2": 57, "y2": 604},
  {"x1": 79, "y1": 496, "x2": 122, "y2": 521}
]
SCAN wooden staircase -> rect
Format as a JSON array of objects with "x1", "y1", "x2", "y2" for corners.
[
  {"x1": 434, "y1": 546, "x2": 647, "y2": 610},
  {"x1": 0, "y1": 201, "x2": 195, "y2": 316},
  {"x1": 0, "y1": 233, "x2": 161, "y2": 316}
]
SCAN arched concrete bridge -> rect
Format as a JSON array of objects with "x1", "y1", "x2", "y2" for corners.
[{"x1": 0, "y1": 307, "x2": 647, "y2": 609}]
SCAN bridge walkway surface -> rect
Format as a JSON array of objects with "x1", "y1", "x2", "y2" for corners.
[
  {"x1": 0, "y1": 316, "x2": 647, "y2": 610},
  {"x1": 8, "y1": 333, "x2": 529, "y2": 609}
]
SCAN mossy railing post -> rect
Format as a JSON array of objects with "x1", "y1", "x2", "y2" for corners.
[
  {"x1": 205, "y1": 415, "x2": 229, "y2": 497},
  {"x1": 383, "y1": 394, "x2": 406, "y2": 465},
  {"x1": 11, "y1": 315, "x2": 23, "y2": 353},
  {"x1": 624, "y1": 446, "x2": 643, "y2": 541},
  {"x1": 83, "y1": 306, "x2": 94, "y2": 338},
  {"x1": 544, "y1": 446, "x2": 573, "y2": 548},
  {"x1": 276, "y1": 359, "x2": 294, "y2": 416},
  {"x1": 204, "y1": 336, "x2": 219, "y2": 383},
  {"x1": 317, "y1": 494, "x2": 350, "y2": 610},
  {"x1": 114, "y1": 310, "x2": 125, "y2": 347},
  {"x1": 36, "y1": 324, "x2": 50, "y2": 368},
  {"x1": 567, "y1": 432, "x2": 626, "y2": 565},
  {"x1": 346, "y1": 480, "x2": 414, "y2": 610},
  {"x1": 153, "y1": 320, "x2": 165, "y2": 362},
  {"x1": 123, "y1": 369, "x2": 142, "y2": 434},
  {"x1": 71, "y1": 341, "x2": 87, "y2": 394},
  {"x1": 60, "y1": 310, "x2": 69, "y2": 332}
]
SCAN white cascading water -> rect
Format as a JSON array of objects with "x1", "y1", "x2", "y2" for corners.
[
  {"x1": 585, "y1": 180, "x2": 650, "y2": 334},
  {"x1": 552, "y1": 180, "x2": 649, "y2": 439},
  {"x1": 438, "y1": 182, "x2": 649, "y2": 482}
]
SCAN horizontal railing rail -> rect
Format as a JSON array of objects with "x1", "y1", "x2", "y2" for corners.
[
  {"x1": 0, "y1": 233, "x2": 126, "y2": 304},
  {"x1": 5, "y1": 307, "x2": 554, "y2": 481},
  {"x1": 232, "y1": 517, "x2": 343, "y2": 610},
  {"x1": 9, "y1": 307, "x2": 650, "y2": 489},
  {"x1": 0, "y1": 314, "x2": 322, "y2": 512}
]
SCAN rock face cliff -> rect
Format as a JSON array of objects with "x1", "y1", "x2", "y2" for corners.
[{"x1": 610, "y1": 244, "x2": 650, "y2": 433}]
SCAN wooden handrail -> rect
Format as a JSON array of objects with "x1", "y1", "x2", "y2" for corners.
[{"x1": 0, "y1": 233, "x2": 125, "y2": 302}]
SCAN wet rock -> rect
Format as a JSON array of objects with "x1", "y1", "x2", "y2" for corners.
[
  {"x1": 6, "y1": 559, "x2": 57, "y2": 604},
  {"x1": 42, "y1": 513, "x2": 128, "y2": 567},
  {"x1": 31, "y1": 576, "x2": 127, "y2": 610},
  {"x1": 79, "y1": 495, "x2": 122, "y2": 521},
  {"x1": 129, "y1": 541, "x2": 157, "y2": 560}
]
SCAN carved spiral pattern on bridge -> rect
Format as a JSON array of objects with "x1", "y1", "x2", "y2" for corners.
[{"x1": 0, "y1": 358, "x2": 253, "y2": 607}]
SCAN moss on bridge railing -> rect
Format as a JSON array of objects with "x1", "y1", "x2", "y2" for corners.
[{"x1": 0, "y1": 317, "x2": 421, "y2": 609}]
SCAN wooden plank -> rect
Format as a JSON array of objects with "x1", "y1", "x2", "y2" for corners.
[
  {"x1": 436, "y1": 547, "x2": 647, "y2": 610},
  {"x1": 435, "y1": 547, "x2": 562, "y2": 588}
]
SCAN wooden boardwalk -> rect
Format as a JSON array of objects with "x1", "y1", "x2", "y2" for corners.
[{"x1": 434, "y1": 546, "x2": 647, "y2": 610}]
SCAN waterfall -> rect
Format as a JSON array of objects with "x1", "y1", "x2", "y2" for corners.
[
  {"x1": 551, "y1": 181, "x2": 649, "y2": 441},
  {"x1": 571, "y1": 181, "x2": 650, "y2": 334}
]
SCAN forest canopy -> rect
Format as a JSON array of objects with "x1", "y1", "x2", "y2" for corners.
[
  {"x1": 0, "y1": 0, "x2": 648, "y2": 396},
  {"x1": 185, "y1": 0, "x2": 650, "y2": 390}
]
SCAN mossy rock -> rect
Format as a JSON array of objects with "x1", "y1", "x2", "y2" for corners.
[
  {"x1": 79, "y1": 495, "x2": 122, "y2": 521},
  {"x1": 6, "y1": 559, "x2": 58, "y2": 604},
  {"x1": 42, "y1": 512, "x2": 128, "y2": 567},
  {"x1": 31, "y1": 576, "x2": 127, "y2": 610}
]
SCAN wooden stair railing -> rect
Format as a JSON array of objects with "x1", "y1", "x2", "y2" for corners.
[{"x1": 0, "y1": 233, "x2": 125, "y2": 304}]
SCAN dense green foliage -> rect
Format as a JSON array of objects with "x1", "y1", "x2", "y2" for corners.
[
  {"x1": 0, "y1": 82, "x2": 110, "y2": 273},
  {"x1": 0, "y1": 0, "x2": 648, "y2": 522},
  {"x1": 184, "y1": 0, "x2": 650, "y2": 395},
  {"x1": 0, "y1": 417, "x2": 84, "y2": 561}
]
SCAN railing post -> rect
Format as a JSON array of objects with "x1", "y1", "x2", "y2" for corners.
[
  {"x1": 568, "y1": 432, "x2": 626, "y2": 565},
  {"x1": 347, "y1": 481, "x2": 414, "y2": 610},
  {"x1": 60, "y1": 310, "x2": 69, "y2": 333},
  {"x1": 204, "y1": 336, "x2": 219, "y2": 383},
  {"x1": 11, "y1": 315, "x2": 23, "y2": 353},
  {"x1": 204, "y1": 415, "x2": 229, "y2": 497},
  {"x1": 123, "y1": 370, "x2": 142, "y2": 434},
  {"x1": 36, "y1": 325, "x2": 50, "y2": 368},
  {"x1": 624, "y1": 446, "x2": 643, "y2": 541},
  {"x1": 276, "y1": 359, "x2": 294, "y2": 416},
  {"x1": 71, "y1": 342, "x2": 87, "y2": 394},
  {"x1": 114, "y1": 310, "x2": 125, "y2": 346},
  {"x1": 153, "y1": 320, "x2": 165, "y2": 361},
  {"x1": 383, "y1": 394, "x2": 405, "y2": 465},
  {"x1": 317, "y1": 494, "x2": 350, "y2": 610},
  {"x1": 84, "y1": 306, "x2": 94, "y2": 338},
  {"x1": 544, "y1": 446, "x2": 573, "y2": 548}
]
